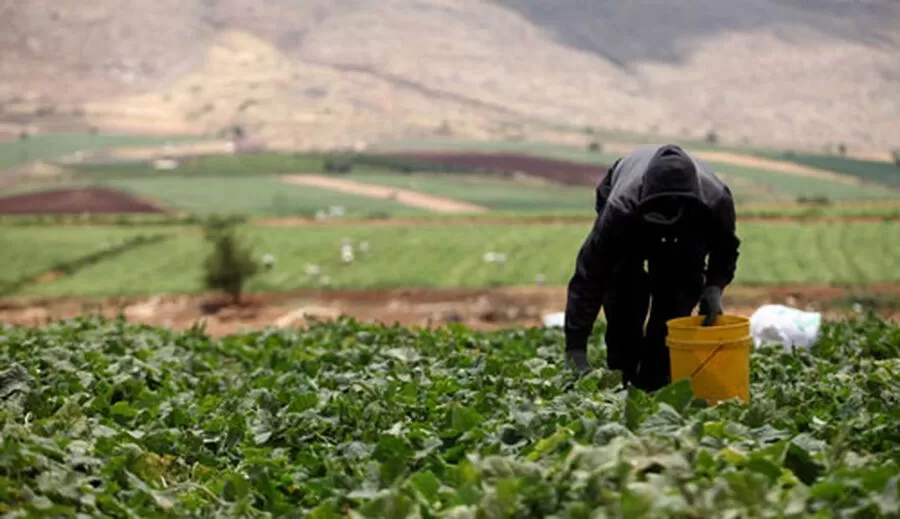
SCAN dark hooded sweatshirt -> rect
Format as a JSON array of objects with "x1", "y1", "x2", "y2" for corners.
[{"x1": 564, "y1": 144, "x2": 740, "y2": 354}]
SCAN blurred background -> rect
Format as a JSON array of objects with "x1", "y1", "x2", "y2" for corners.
[{"x1": 1, "y1": 0, "x2": 898, "y2": 334}]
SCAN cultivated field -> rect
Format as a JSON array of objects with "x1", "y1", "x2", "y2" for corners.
[
  {"x1": 1, "y1": 315, "x2": 898, "y2": 516},
  {"x1": 2, "y1": 221, "x2": 897, "y2": 299},
  {"x1": 99, "y1": 176, "x2": 422, "y2": 218},
  {"x1": 0, "y1": 226, "x2": 176, "y2": 287},
  {"x1": 1, "y1": 133, "x2": 898, "y2": 331},
  {"x1": 282, "y1": 175, "x2": 489, "y2": 214},
  {"x1": 770, "y1": 153, "x2": 900, "y2": 188},
  {"x1": 2, "y1": 135, "x2": 899, "y2": 517},
  {"x1": 0, "y1": 187, "x2": 167, "y2": 215},
  {"x1": 0, "y1": 134, "x2": 198, "y2": 170},
  {"x1": 310, "y1": 173, "x2": 595, "y2": 213}
]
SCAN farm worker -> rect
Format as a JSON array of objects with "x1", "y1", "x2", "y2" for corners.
[{"x1": 564, "y1": 144, "x2": 740, "y2": 391}]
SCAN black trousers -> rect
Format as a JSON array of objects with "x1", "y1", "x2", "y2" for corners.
[{"x1": 602, "y1": 235, "x2": 708, "y2": 392}]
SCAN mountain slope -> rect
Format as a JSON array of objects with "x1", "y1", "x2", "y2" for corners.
[{"x1": 1, "y1": 0, "x2": 897, "y2": 152}]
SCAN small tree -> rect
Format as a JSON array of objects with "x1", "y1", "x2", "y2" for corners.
[
  {"x1": 587, "y1": 140, "x2": 603, "y2": 152},
  {"x1": 837, "y1": 143, "x2": 847, "y2": 156},
  {"x1": 201, "y1": 219, "x2": 260, "y2": 304},
  {"x1": 705, "y1": 130, "x2": 719, "y2": 145},
  {"x1": 891, "y1": 149, "x2": 900, "y2": 168}
]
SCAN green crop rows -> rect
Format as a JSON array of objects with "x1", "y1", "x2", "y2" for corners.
[
  {"x1": 98, "y1": 176, "x2": 423, "y2": 218},
  {"x1": 0, "y1": 134, "x2": 197, "y2": 170},
  {"x1": 0, "y1": 227, "x2": 179, "y2": 286},
  {"x1": 776, "y1": 154, "x2": 900, "y2": 188},
  {"x1": 5, "y1": 221, "x2": 898, "y2": 298},
  {"x1": 1, "y1": 315, "x2": 898, "y2": 516},
  {"x1": 340, "y1": 173, "x2": 595, "y2": 212}
]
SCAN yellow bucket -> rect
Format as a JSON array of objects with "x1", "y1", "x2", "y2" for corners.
[{"x1": 665, "y1": 315, "x2": 752, "y2": 404}]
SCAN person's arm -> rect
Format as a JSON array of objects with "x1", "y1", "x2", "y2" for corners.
[
  {"x1": 705, "y1": 188, "x2": 740, "y2": 290},
  {"x1": 564, "y1": 204, "x2": 631, "y2": 356}
]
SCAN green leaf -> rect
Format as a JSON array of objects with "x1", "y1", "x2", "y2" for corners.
[
  {"x1": 451, "y1": 406, "x2": 484, "y2": 432},
  {"x1": 784, "y1": 442, "x2": 824, "y2": 485},
  {"x1": 526, "y1": 428, "x2": 572, "y2": 461},
  {"x1": 746, "y1": 457, "x2": 782, "y2": 482},
  {"x1": 653, "y1": 379, "x2": 694, "y2": 412},
  {"x1": 625, "y1": 388, "x2": 654, "y2": 431},
  {"x1": 409, "y1": 471, "x2": 442, "y2": 502}
]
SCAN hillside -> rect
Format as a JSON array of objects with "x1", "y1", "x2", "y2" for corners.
[{"x1": 1, "y1": 0, "x2": 898, "y2": 151}]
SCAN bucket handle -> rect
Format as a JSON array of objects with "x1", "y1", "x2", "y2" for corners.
[{"x1": 690, "y1": 344, "x2": 726, "y2": 379}]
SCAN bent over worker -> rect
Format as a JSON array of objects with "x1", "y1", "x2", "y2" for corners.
[{"x1": 564, "y1": 144, "x2": 740, "y2": 391}]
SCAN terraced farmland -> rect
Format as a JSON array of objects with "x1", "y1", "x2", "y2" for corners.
[
  {"x1": 341, "y1": 173, "x2": 594, "y2": 212},
  {"x1": 770, "y1": 153, "x2": 900, "y2": 188},
  {"x1": 0, "y1": 134, "x2": 196, "y2": 170},
  {"x1": 98, "y1": 176, "x2": 423, "y2": 217}
]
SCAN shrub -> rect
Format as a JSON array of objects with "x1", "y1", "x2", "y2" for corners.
[
  {"x1": 324, "y1": 158, "x2": 354, "y2": 173},
  {"x1": 587, "y1": 140, "x2": 603, "y2": 152},
  {"x1": 892, "y1": 149, "x2": 900, "y2": 168},
  {"x1": 705, "y1": 130, "x2": 719, "y2": 145},
  {"x1": 201, "y1": 221, "x2": 260, "y2": 304}
]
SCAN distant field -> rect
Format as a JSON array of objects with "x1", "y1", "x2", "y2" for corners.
[
  {"x1": 764, "y1": 153, "x2": 900, "y2": 188},
  {"x1": 0, "y1": 226, "x2": 177, "y2": 286},
  {"x1": 98, "y1": 176, "x2": 422, "y2": 217},
  {"x1": 375, "y1": 138, "x2": 621, "y2": 166},
  {"x1": 0, "y1": 133, "x2": 197, "y2": 170},
  {"x1": 342, "y1": 172, "x2": 594, "y2": 212},
  {"x1": 710, "y1": 162, "x2": 896, "y2": 202},
  {"x1": 378, "y1": 140, "x2": 899, "y2": 203},
  {"x1": 73, "y1": 153, "x2": 341, "y2": 178},
  {"x1": 11, "y1": 221, "x2": 899, "y2": 297}
]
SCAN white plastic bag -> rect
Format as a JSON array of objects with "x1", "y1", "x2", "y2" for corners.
[
  {"x1": 749, "y1": 304, "x2": 822, "y2": 350},
  {"x1": 542, "y1": 312, "x2": 566, "y2": 328}
]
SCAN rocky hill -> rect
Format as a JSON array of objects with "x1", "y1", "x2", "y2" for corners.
[{"x1": 1, "y1": 0, "x2": 898, "y2": 152}]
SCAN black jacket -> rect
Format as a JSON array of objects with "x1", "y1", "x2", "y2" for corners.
[{"x1": 564, "y1": 144, "x2": 740, "y2": 353}]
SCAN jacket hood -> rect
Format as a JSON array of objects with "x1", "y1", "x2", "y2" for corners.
[{"x1": 637, "y1": 145, "x2": 703, "y2": 206}]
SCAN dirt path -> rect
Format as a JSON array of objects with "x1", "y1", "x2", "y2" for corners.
[
  {"x1": 599, "y1": 143, "x2": 872, "y2": 185},
  {"x1": 282, "y1": 174, "x2": 489, "y2": 214},
  {"x1": 2, "y1": 284, "x2": 896, "y2": 338}
]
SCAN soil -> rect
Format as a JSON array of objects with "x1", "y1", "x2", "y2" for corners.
[
  {"x1": 0, "y1": 187, "x2": 168, "y2": 215},
  {"x1": 385, "y1": 152, "x2": 609, "y2": 186},
  {"x1": 1, "y1": 284, "x2": 896, "y2": 338},
  {"x1": 282, "y1": 174, "x2": 489, "y2": 213}
]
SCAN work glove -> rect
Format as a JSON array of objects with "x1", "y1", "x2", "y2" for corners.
[
  {"x1": 565, "y1": 349, "x2": 591, "y2": 375},
  {"x1": 700, "y1": 286, "x2": 724, "y2": 326}
]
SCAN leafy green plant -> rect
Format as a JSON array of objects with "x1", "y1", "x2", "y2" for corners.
[
  {"x1": 201, "y1": 221, "x2": 260, "y2": 303},
  {"x1": 0, "y1": 315, "x2": 898, "y2": 516}
]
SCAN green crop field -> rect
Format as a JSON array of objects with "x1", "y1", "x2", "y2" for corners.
[
  {"x1": 764, "y1": 153, "x2": 900, "y2": 188},
  {"x1": 340, "y1": 173, "x2": 595, "y2": 212},
  {"x1": 73, "y1": 153, "x2": 351, "y2": 178},
  {"x1": 374, "y1": 139, "x2": 899, "y2": 203},
  {"x1": 97, "y1": 176, "x2": 424, "y2": 217},
  {"x1": 710, "y1": 163, "x2": 899, "y2": 202},
  {"x1": 0, "y1": 226, "x2": 178, "y2": 287},
  {"x1": 8, "y1": 221, "x2": 898, "y2": 298},
  {"x1": 374, "y1": 138, "x2": 623, "y2": 166},
  {"x1": 0, "y1": 134, "x2": 197, "y2": 170},
  {"x1": 1, "y1": 315, "x2": 898, "y2": 516}
]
